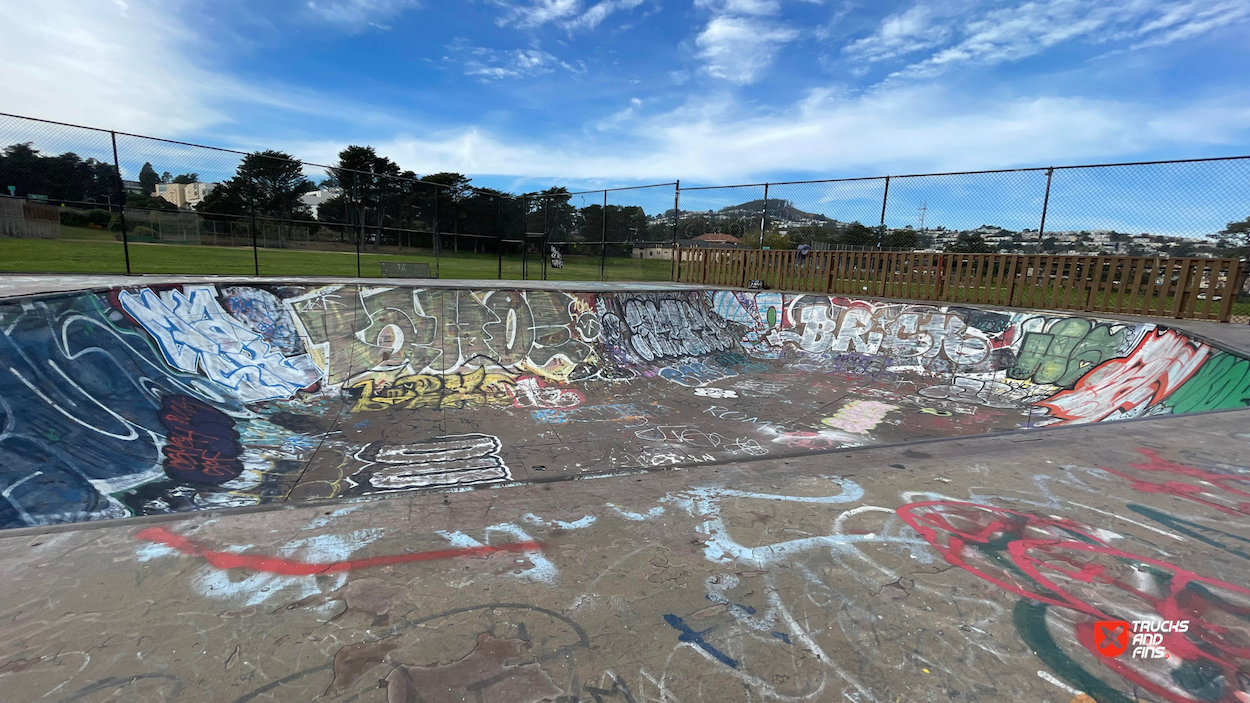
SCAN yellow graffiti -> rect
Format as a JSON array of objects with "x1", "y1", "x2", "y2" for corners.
[
  {"x1": 349, "y1": 367, "x2": 518, "y2": 412},
  {"x1": 917, "y1": 407, "x2": 953, "y2": 417}
]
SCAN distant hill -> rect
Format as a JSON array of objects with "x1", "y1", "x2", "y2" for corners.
[{"x1": 718, "y1": 199, "x2": 833, "y2": 223}]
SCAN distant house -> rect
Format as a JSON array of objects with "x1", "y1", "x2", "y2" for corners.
[
  {"x1": 694, "y1": 232, "x2": 741, "y2": 246},
  {"x1": 300, "y1": 188, "x2": 342, "y2": 209},
  {"x1": 154, "y1": 182, "x2": 216, "y2": 209},
  {"x1": 633, "y1": 243, "x2": 674, "y2": 260},
  {"x1": 122, "y1": 180, "x2": 146, "y2": 194}
]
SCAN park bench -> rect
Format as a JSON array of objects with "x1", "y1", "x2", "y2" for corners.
[{"x1": 379, "y1": 261, "x2": 434, "y2": 278}]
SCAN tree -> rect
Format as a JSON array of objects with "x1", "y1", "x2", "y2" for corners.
[
  {"x1": 741, "y1": 227, "x2": 792, "y2": 249},
  {"x1": 883, "y1": 228, "x2": 921, "y2": 250},
  {"x1": 172, "y1": 173, "x2": 199, "y2": 184},
  {"x1": 1214, "y1": 216, "x2": 1250, "y2": 253},
  {"x1": 841, "y1": 222, "x2": 878, "y2": 248},
  {"x1": 125, "y1": 192, "x2": 178, "y2": 211},
  {"x1": 139, "y1": 162, "x2": 160, "y2": 194},
  {"x1": 528, "y1": 187, "x2": 575, "y2": 242},
  {"x1": 420, "y1": 172, "x2": 474, "y2": 239},
  {"x1": 0, "y1": 142, "x2": 116, "y2": 204},
  {"x1": 946, "y1": 232, "x2": 995, "y2": 253},
  {"x1": 197, "y1": 150, "x2": 315, "y2": 220}
]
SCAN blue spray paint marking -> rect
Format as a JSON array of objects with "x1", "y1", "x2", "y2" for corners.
[
  {"x1": 663, "y1": 614, "x2": 738, "y2": 669},
  {"x1": 771, "y1": 631, "x2": 793, "y2": 644}
]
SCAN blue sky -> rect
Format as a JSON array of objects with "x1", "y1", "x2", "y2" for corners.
[{"x1": 2, "y1": 0, "x2": 1249, "y2": 229}]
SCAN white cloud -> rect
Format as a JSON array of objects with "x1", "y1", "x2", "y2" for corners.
[
  {"x1": 695, "y1": 0, "x2": 782, "y2": 15},
  {"x1": 842, "y1": 5, "x2": 950, "y2": 63},
  {"x1": 492, "y1": 0, "x2": 647, "y2": 31},
  {"x1": 0, "y1": 0, "x2": 233, "y2": 136},
  {"x1": 447, "y1": 42, "x2": 583, "y2": 80},
  {"x1": 462, "y1": 47, "x2": 564, "y2": 79},
  {"x1": 282, "y1": 84, "x2": 1250, "y2": 184},
  {"x1": 491, "y1": 0, "x2": 583, "y2": 27},
  {"x1": 595, "y1": 97, "x2": 644, "y2": 130},
  {"x1": 846, "y1": 0, "x2": 1250, "y2": 80},
  {"x1": 565, "y1": 0, "x2": 647, "y2": 30},
  {"x1": 305, "y1": 0, "x2": 421, "y2": 31},
  {"x1": 693, "y1": 0, "x2": 798, "y2": 84},
  {"x1": 696, "y1": 16, "x2": 800, "y2": 84}
]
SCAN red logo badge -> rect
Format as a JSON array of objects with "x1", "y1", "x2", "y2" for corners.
[{"x1": 1095, "y1": 620, "x2": 1130, "y2": 657}]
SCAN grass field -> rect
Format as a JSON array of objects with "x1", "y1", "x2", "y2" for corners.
[{"x1": 0, "y1": 235, "x2": 674, "y2": 282}]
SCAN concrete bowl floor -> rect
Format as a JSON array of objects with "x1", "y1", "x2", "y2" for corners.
[{"x1": 2, "y1": 277, "x2": 1250, "y2": 703}]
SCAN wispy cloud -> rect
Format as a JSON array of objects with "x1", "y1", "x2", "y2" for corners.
[
  {"x1": 449, "y1": 42, "x2": 583, "y2": 80},
  {"x1": 841, "y1": 5, "x2": 951, "y2": 63},
  {"x1": 845, "y1": 0, "x2": 1250, "y2": 80},
  {"x1": 565, "y1": 0, "x2": 647, "y2": 30},
  {"x1": 0, "y1": 0, "x2": 233, "y2": 135},
  {"x1": 696, "y1": 16, "x2": 799, "y2": 83},
  {"x1": 694, "y1": 0, "x2": 798, "y2": 84},
  {"x1": 491, "y1": 0, "x2": 648, "y2": 31},
  {"x1": 305, "y1": 0, "x2": 422, "y2": 31},
  {"x1": 491, "y1": 0, "x2": 583, "y2": 27}
]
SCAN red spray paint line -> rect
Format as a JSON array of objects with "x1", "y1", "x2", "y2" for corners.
[{"x1": 136, "y1": 526, "x2": 544, "y2": 576}]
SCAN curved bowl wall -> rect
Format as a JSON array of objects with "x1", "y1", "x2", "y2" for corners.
[{"x1": 2, "y1": 283, "x2": 1248, "y2": 529}]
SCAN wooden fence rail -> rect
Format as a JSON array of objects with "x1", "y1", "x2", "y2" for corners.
[{"x1": 672, "y1": 247, "x2": 1244, "y2": 322}]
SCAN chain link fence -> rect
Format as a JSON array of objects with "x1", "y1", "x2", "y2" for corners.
[{"x1": 1, "y1": 112, "x2": 1247, "y2": 319}]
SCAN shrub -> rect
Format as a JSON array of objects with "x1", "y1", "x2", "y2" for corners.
[{"x1": 60, "y1": 208, "x2": 114, "y2": 228}]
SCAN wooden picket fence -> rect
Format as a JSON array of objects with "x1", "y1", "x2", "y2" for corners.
[{"x1": 672, "y1": 247, "x2": 1244, "y2": 322}]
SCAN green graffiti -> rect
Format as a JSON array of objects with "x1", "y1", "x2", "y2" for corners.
[
  {"x1": 1128, "y1": 504, "x2": 1250, "y2": 561},
  {"x1": 1013, "y1": 600, "x2": 1135, "y2": 703},
  {"x1": 766, "y1": 306, "x2": 778, "y2": 329},
  {"x1": 1010, "y1": 318, "x2": 1128, "y2": 388},
  {"x1": 1164, "y1": 352, "x2": 1250, "y2": 414}
]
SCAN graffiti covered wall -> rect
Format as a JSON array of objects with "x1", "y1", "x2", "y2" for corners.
[{"x1": 1, "y1": 284, "x2": 1248, "y2": 529}]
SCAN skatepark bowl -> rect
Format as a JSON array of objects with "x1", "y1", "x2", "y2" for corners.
[{"x1": 2, "y1": 276, "x2": 1250, "y2": 703}]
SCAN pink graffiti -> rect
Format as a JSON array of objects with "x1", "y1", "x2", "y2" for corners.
[
  {"x1": 1038, "y1": 330, "x2": 1208, "y2": 425},
  {"x1": 899, "y1": 500, "x2": 1250, "y2": 703},
  {"x1": 1101, "y1": 447, "x2": 1250, "y2": 516},
  {"x1": 509, "y1": 376, "x2": 584, "y2": 409},
  {"x1": 772, "y1": 431, "x2": 839, "y2": 450}
]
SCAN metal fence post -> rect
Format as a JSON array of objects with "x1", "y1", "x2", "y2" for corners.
[
  {"x1": 1039, "y1": 167, "x2": 1054, "y2": 238},
  {"x1": 600, "y1": 190, "x2": 608, "y2": 281},
  {"x1": 108, "y1": 131, "x2": 132, "y2": 275},
  {"x1": 497, "y1": 196, "x2": 503, "y2": 280},
  {"x1": 247, "y1": 159, "x2": 259, "y2": 276},
  {"x1": 671, "y1": 181, "x2": 680, "y2": 281},
  {"x1": 354, "y1": 172, "x2": 362, "y2": 278},
  {"x1": 759, "y1": 183, "x2": 769, "y2": 249},
  {"x1": 878, "y1": 176, "x2": 890, "y2": 249},
  {"x1": 432, "y1": 184, "x2": 440, "y2": 279},
  {"x1": 543, "y1": 195, "x2": 549, "y2": 281},
  {"x1": 521, "y1": 194, "x2": 528, "y2": 280}
]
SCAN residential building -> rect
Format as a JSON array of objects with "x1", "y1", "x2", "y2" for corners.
[
  {"x1": 154, "y1": 182, "x2": 216, "y2": 209},
  {"x1": 633, "y1": 243, "x2": 674, "y2": 259},
  {"x1": 300, "y1": 188, "x2": 342, "y2": 209},
  {"x1": 694, "y1": 232, "x2": 741, "y2": 246}
]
